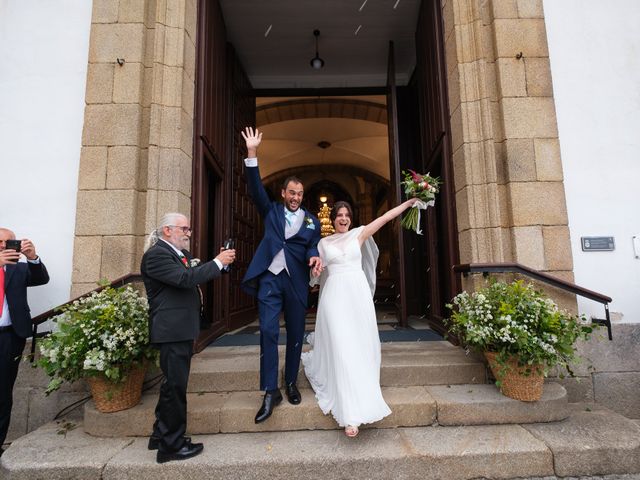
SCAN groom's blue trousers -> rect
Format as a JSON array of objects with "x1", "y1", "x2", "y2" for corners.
[{"x1": 257, "y1": 270, "x2": 306, "y2": 391}]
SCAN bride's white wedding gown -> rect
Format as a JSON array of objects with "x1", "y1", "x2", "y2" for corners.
[{"x1": 301, "y1": 226, "x2": 391, "y2": 427}]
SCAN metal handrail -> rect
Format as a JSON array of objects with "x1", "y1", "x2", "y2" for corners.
[
  {"x1": 30, "y1": 273, "x2": 144, "y2": 359},
  {"x1": 453, "y1": 262, "x2": 612, "y2": 340}
]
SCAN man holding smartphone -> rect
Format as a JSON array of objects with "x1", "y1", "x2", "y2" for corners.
[{"x1": 0, "y1": 228, "x2": 49, "y2": 455}]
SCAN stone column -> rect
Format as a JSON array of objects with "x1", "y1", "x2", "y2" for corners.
[
  {"x1": 72, "y1": 0, "x2": 197, "y2": 297},
  {"x1": 444, "y1": 0, "x2": 575, "y2": 307}
]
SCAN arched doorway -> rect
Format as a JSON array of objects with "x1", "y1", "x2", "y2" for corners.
[{"x1": 192, "y1": 0, "x2": 458, "y2": 348}]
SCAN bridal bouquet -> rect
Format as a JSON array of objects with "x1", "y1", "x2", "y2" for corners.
[{"x1": 400, "y1": 169, "x2": 441, "y2": 234}]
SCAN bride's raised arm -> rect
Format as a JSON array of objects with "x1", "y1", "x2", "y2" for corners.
[{"x1": 357, "y1": 198, "x2": 419, "y2": 246}]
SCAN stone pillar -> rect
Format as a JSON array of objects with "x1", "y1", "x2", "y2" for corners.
[
  {"x1": 444, "y1": 0, "x2": 575, "y2": 307},
  {"x1": 72, "y1": 0, "x2": 197, "y2": 297}
]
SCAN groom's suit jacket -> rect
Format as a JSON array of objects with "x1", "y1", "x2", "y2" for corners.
[
  {"x1": 141, "y1": 240, "x2": 221, "y2": 344},
  {"x1": 242, "y1": 165, "x2": 321, "y2": 306}
]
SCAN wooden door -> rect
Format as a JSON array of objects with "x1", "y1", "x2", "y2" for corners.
[
  {"x1": 387, "y1": 41, "x2": 409, "y2": 327},
  {"x1": 226, "y1": 45, "x2": 258, "y2": 331},
  {"x1": 414, "y1": 0, "x2": 460, "y2": 334},
  {"x1": 192, "y1": 0, "x2": 258, "y2": 351},
  {"x1": 193, "y1": 0, "x2": 228, "y2": 350}
]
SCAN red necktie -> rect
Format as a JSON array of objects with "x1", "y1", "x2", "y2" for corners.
[{"x1": 0, "y1": 267, "x2": 5, "y2": 313}]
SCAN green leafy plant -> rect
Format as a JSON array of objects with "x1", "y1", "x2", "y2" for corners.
[
  {"x1": 445, "y1": 280, "x2": 597, "y2": 376},
  {"x1": 37, "y1": 283, "x2": 157, "y2": 394}
]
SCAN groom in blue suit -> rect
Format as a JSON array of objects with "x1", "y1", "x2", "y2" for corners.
[{"x1": 241, "y1": 127, "x2": 323, "y2": 423}]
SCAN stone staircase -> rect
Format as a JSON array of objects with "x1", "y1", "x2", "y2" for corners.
[
  {"x1": 82, "y1": 342, "x2": 569, "y2": 437},
  {"x1": 2, "y1": 340, "x2": 640, "y2": 479}
]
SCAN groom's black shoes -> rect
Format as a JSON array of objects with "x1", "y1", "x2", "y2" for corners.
[
  {"x1": 285, "y1": 383, "x2": 302, "y2": 405},
  {"x1": 255, "y1": 389, "x2": 283, "y2": 423}
]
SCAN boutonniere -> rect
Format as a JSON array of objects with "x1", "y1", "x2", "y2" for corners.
[
  {"x1": 189, "y1": 258, "x2": 201, "y2": 267},
  {"x1": 305, "y1": 217, "x2": 315, "y2": 230}
]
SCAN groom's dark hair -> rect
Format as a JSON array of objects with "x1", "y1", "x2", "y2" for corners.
[{"x1": 282, "y1": 176, "x2": 303, "y2": 190}]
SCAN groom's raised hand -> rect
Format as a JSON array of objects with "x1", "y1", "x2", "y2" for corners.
[{"x1": 241, "y1": 127, "x2": 262, "y2": 158}]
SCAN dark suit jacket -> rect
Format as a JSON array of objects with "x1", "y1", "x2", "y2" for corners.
[
  {"x1": 241, "y1": 165, "x2": 321, "y2": 306},
  {"x1": 141, "y1": 240, "x2": 221, "y2": 344},
  {"x1": 4, "y1": 260, "x2": 50, "y2": 339}
]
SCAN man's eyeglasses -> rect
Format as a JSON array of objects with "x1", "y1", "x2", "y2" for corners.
[{"x1": 168, "y1": 225, "x2": 192, "y2": 234}]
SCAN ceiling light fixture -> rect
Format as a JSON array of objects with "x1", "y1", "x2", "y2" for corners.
[
  {"x1": 317, "y1": 140, "x2": 331, "y2": 149},
  {"x1": 310, "y1": 29, "x2": 325, "y2": 69}
]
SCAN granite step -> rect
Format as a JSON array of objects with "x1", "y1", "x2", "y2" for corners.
[
  {"x1": 187, "y1": 341, "x2": 486, "y2": 393},
  {"x1": 82, "y1": 383, "x2": 569, "y2": 437},
  {"x1": 4, "y1": 404, "x2": 640, "y2": 480}
]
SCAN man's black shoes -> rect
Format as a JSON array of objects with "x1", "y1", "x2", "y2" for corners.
[
  {"x1": 148, "y1": 435, "x2": 191, "y2": 450},
  {"x1": 254, "y1": 389, "x2": 282, "y2": 423},
  {"x1": 285, "y1": 383, "x2": 302, "y2": 405},
  {"x1": 156, "y1": 439, "x2": 204, "y2": 464}
]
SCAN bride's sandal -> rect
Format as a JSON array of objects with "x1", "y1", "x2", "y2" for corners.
[{"x1": 345, "y1": 426, "x2": 359, "y2": 437}]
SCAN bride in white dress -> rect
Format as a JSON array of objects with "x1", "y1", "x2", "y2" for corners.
[{"x1": 302, "y1": 198, "x2": 419, "y2": 437}]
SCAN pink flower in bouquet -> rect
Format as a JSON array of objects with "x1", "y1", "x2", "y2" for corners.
[{"x1": 408, "y1": 169, "x2": 423, "y2": 182}]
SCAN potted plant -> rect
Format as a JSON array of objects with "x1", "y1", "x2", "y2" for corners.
[
  {"x1": 446, "y1": 280, "x2": 597, "y2": 401},
  {"x1": 37, "y1": 282, "x2": 158, "y2": 412}
]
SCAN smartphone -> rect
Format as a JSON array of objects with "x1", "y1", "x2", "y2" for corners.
[
  {"x1": 5, "y1": 239, "x2": 21, "y2": 252},
  {"x1": 222, "y1": 238, "x2": 234, "y2": 272}
]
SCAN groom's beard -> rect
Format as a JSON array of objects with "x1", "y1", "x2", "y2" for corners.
[{"x1": 285, "y1": 201, "x2": 300, "y2": 212}]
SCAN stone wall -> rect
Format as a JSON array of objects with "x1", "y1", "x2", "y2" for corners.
[
  {"x1": 6, "y1": 342, "x2": 162, "y2": 444},
  {"x1": 6, "y1": 342, "x2": 87, "y2": 444},
  {"x1": 72, "y1": 0, "x2": 197, "y2": 297},
  {"x1": 443, "y1": 0, "x2": 575, "y2": 309},
  {"x1": 550, "y1": 322, "x2": 640, "y2": 419}
]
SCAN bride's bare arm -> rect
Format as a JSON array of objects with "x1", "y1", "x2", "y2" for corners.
[{"x1": 358, "y1": 198, "x2": 419, "y2": 245}]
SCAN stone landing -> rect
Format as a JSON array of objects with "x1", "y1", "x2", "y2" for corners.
[{"x1": 2, "y1": 404, "x2": 640, "y2": 480}]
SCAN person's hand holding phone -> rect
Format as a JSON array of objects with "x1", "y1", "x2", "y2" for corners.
[
  {"x1": 1, "y1": 239, "x2": 22, "y2": 266},
  {"x1": 19, "y1": 239, "x2": 37, "y2": 260},
  {"x1": 215, "y1": 240, "x2": 236, "y2": 267}
]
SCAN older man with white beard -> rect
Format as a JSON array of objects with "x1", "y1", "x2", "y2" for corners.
[{"x1": 141, "y1": 213, "x2": 235, "y2": 463}]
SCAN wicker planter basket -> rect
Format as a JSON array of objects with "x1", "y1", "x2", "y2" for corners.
[
  {"x1": 85, "y1": 362, "x2": 146, "y2": 413},
  {"x1": 484, "y1": 352, "x2": 544, "y2": 402}
]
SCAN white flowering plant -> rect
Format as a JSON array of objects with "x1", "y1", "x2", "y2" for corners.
[
  {"x1": 445, "y1": 280, "x2": 596, "y2": 375},
  {"x1": 37, "y1": 283, "x2": 158, "y2": 394}
]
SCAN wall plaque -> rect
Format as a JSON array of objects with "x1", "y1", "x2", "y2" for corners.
[{"x1": 581, "y1": 236, "x2": 615, "y2": 251}]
